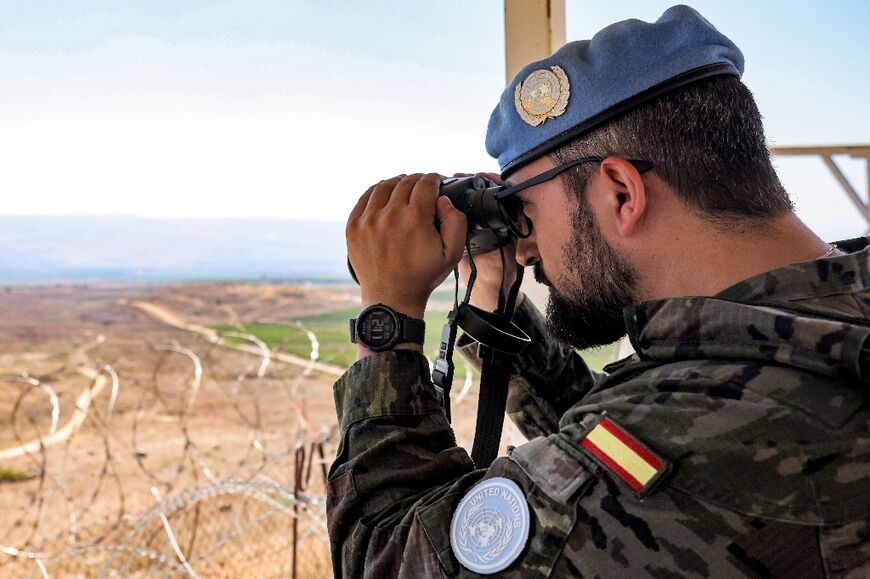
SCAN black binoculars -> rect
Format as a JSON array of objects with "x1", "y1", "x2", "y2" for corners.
[{"x1": 438, "y1": 176, "x2": 530, "y2": 256}]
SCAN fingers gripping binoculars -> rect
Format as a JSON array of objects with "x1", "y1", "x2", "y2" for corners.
[{"x1": 347, "y1": 176, "x2": 530, "y2": 283}]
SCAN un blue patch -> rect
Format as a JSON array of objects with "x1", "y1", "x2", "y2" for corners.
[{"x1": 450, "y1": 477, "x2": 530, "y2": 574}]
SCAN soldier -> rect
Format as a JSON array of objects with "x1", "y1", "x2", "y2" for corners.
[{"x1": 331, "y1": 5, "x2": 870, "y2": 577}]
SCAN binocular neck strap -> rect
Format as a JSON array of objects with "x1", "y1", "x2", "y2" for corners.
[
  {"x1": 430, "y1": 243, "x2": 529, "y2": 468},
  {"x1": 469, "y1": 265, "x2": 525, "y2": 469}
]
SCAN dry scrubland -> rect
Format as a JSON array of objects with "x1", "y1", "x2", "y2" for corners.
[{"x1": 0, "y1": 282, "x2": 532, "y2": 578}]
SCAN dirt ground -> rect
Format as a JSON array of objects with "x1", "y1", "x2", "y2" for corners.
[{"x1": 0, "y1": 282, "x2": 516, "y2": 578}]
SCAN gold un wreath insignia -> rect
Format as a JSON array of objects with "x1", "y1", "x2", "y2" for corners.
[{"x1": 514, "y1": 65, "x2": 570, "y2": 126}]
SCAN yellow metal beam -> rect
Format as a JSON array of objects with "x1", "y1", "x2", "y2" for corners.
[
  {"x1": 504, "y1": 0, "x2": 566, "y2": 84},
  {"x1": 770, "y1": 145, "x2": 870, "y2": 157}
]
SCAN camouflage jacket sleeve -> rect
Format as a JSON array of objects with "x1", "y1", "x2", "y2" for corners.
[
  {"x1": 456, "y1": 297, "x2": 600, "y2": 439},
  {"x1": 328, "y1": 350, "x2": 481, "y2": 578}
]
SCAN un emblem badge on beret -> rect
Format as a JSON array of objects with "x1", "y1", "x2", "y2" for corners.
[
  {"x1": 450, "y1": 477, "x2": 530, "y2": 574},
  {"x1": 514, "y1": 65, "x2": 570, "y2": 127}
]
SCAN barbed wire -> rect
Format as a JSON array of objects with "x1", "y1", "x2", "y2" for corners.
[
  {"x1": 0, "y1": 314, "x2": 336, "y2": 578},
  {"x1": 0, "y1": 298, "x2": 489, "y2": 578}
]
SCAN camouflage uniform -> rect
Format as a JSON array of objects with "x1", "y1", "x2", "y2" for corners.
[{"x1": 328, "y1": 237, "x2": 870, "y2": 577}]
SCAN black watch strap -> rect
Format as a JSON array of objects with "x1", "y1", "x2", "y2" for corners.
[
  {"x1": 350, "y1": 304, "x2": 426, "y2": 351},
  {"x1": 400, "y1": 314, "x2": 426, "y2": 344}
]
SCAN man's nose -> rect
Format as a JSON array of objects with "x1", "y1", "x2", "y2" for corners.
[{"x1": 514, "y1": 235, "x2": 540, "y2": 267}]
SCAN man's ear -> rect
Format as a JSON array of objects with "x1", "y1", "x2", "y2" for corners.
[{"x1": 598, "y1": 156, "x2": 648, "y2": 237}]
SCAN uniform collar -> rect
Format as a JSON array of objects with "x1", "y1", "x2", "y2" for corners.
[
  {"x1": 620, "y1": 238, "x2": 870, "y2": 382},
  {"x1": 714, "y1": 237, "x2": 870, "y2": 304}
]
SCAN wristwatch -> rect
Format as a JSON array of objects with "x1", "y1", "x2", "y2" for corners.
[{"x1": 350, "y1": 304, "x2": 425, "y2": 352}]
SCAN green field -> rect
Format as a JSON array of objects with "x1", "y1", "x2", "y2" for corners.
[
  {"x1": 213, "y1": 303, "x2": 619, "y2": 376},
  {"x1": 215, "y1": 304, "x2": 462, "y2": 370}
]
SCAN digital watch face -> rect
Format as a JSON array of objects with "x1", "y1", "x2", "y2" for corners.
[{"x1": 357, "y1": 306, "x2": 399, "y2": 351}]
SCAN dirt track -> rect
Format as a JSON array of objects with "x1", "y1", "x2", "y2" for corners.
[{"x1": 127, "y1": 299, "x2": 347, "y2": 377}]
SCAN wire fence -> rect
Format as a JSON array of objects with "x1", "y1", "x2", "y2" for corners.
[{"x1": 0, "y1": 316, "x2": 335, "y2": 578}]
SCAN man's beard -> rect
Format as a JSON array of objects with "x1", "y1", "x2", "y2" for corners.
[{"x1": 537, "y1": 197, "x2": 638, "y2": 350}]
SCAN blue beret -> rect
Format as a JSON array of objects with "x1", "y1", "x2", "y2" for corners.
[{"x1": 486, "y1": 5, "x2": 744, "y2": 175}]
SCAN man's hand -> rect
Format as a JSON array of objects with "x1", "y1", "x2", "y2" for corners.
[
  {"x1": 458, "y1": 245, "x2": 523, "y2": 313},
  {"x1": 347, "y1": 173, "x2": 467, "y2": 323}
]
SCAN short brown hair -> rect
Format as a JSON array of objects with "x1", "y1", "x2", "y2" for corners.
[{"x1": 550, "y1": 76, "x2": 792, "y2": 225}]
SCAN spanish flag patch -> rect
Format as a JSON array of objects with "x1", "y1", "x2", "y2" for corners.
[{"x1": 579, "y1": 417, "x2": 671, "y2": 497}]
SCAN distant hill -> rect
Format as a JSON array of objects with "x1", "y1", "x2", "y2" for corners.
[{"x1": 0, "y1": 215, "x2": 351, "y2": 283}]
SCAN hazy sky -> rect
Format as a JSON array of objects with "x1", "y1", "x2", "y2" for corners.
[{"x1": 1, "y1": 1, "x2": 868, "y2": 240}]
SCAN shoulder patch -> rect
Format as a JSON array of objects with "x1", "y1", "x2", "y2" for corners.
[
  {"x1": 450, "y1": 477, "x2": 530, "y2": 574},
  {"x1": 579, "y1": 416, "x2": 671, "y2": 497}
]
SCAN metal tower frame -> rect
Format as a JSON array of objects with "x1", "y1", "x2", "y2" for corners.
[{"x1": 769, "y1": 145, "x2": 870, "y2": 231}]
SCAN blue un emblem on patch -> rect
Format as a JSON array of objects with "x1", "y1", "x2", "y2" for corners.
[{"x1": 450, "y1": 477, "x2": 530, "y2": 574}]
